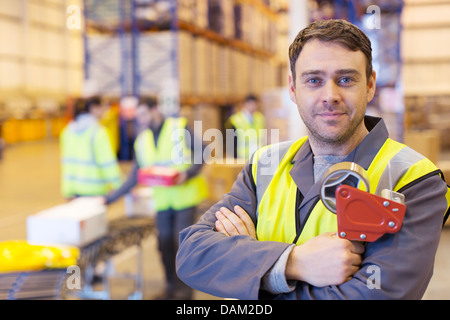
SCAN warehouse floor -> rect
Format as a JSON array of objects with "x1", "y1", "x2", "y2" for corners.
[{"x1": 0, "y1": 138, "x2": 449, "y2": 300}]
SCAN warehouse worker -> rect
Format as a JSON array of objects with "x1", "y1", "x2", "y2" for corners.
[
  {"x1": 225, "y1": 94, "x2": 266, "y2": 160},
  {"x1": 176, "y1": 19, "x2": 450, "y2": 300},
  {"x1": 104, "y1": 96, "x2": 208, "y2": 300},
  {"x1": 60, "y1": 97, "x2": 122, "y2": 199}
]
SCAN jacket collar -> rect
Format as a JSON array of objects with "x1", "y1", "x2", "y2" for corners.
[{"x1": 289, "y1": 116, "x2": 390, "y2": 205}]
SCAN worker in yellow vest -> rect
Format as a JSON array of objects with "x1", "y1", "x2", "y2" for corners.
[
  {"x1": 60, "y1": 96, "x2": 122, "y2": 199},
  {"x1": 104, "y1": 96, "x2": 208, "y2": 300},
  {"x1": 226, "y1": 94, "x2": 266, "y2": 160},
  {"x1": 176, "y1": 20, "x2": 450, "y2": 300}
]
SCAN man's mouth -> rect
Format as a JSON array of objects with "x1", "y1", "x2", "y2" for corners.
[{"x1": 317, "y1": 112, "x2": 347, "y2": 119}]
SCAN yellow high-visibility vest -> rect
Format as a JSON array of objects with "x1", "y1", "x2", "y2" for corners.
[
  {"x1": 134, "y1": 117, "x2": 208, "y2": 211},
  {"x1": 252, "y1": 137, "x2": 450, "y2": 245},
  {"x1": 229, "y1": 111, "x2": 265, "y2": 160},
  {"x1": 60, "y1": 122, "x2": 122, "y2": 198}
]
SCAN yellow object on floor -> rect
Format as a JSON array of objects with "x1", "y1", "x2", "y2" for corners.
[{"x1": 0, "y1": 240, "x2": 79, "y2": 273}]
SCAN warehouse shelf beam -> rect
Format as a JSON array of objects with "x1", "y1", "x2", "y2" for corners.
[
  {"x1": 178, "y1": 20, "x2": 276, "y2": 59},
  {"x1": 236, "y1": 0, "x2": 281, "y2": 21}
]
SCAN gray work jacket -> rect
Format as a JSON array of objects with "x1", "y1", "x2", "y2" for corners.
[{"x1": 176, "y1": 116, "x2": 449, "y2": 300}]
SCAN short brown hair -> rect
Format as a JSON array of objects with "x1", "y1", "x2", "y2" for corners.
[
  {"x1": 289, "y1": 19, "x2": 373, "y2": 83},
  {"x1": 139, "y1": 96, "x2": 158, "y2": 110}
]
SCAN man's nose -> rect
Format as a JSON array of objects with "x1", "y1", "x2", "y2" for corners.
[{"x1": 322, "y1": 81, "x2": 341, "y2": 105}]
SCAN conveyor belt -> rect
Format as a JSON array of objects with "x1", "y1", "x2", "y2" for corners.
[
  {"x1": 77, "y1": 216, "x2": 155, "y2": 269},
  {"x1": 67, "y1": 216, "x2": 155, "y2": 300},
  {"x1": 0, "y1": 269, "x2": 67, "y2": 300},
  {"x1": 1, "y1": 216, "x2": 155, "y2": 300}
]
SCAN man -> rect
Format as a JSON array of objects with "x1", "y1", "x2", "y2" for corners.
[
  {"x1": 226, "y1": 94, "x2": 266, "y2": 160},
  {"x1": 104, "y1": 97, "x2": 208, "y2": 300},
  {"x1": 60, "y1": 96, "x2": 122, "y2": 199},
  {"x1": 176, "y1": 19, "x2": 450, "y2": 300}
]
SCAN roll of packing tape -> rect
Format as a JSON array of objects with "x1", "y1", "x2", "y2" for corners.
[{"x1": 320, "y1": 162, "x2": 370, "y2": 214}]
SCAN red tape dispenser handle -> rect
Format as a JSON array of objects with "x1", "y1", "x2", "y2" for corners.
[
  {"x1": 320, "y1": 162, "x2": 407, "y2": 242},
  {"x1": 335, "y1": 185, "x2": 406, "y2": 242}
]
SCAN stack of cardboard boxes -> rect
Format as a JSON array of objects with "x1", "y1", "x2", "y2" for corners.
[{"x1": 202, "y1": 161, "x2": 245, "y2": 203}]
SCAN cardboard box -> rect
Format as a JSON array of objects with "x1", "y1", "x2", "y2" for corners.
[
  {"x1": 404, "y1": 130, "x2": 441, "y2": 164},
  {"x1": 138, "y1": 166, "x2": 179, "y2": 186},
  {"x1": 179, "y1": 31, "x2": 194, "y2": 96},
  {"x1": 124, "y1": 187, "x2": 156, "y2": 218},
  {"x1": 439, "y1": 160, "x2": 450, "y2": 178},
  {"x1": 203, "y1": 161, "x2": 245, "y2": 203},
  {"x1": 27, "y1": 198, "x2": 107, "y2": 247}
]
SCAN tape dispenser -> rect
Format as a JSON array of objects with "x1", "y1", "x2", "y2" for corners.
[{"x1": 320, "y1": 162, "x2": 406, "y2": 242}]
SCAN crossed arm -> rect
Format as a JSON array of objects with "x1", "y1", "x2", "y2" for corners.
[
  {"x1": 177, "y1": 162, "x2": 447, "y2": 299},
  {"x1": 215, "y1": 205, "x2": 365, "y2": 288}
]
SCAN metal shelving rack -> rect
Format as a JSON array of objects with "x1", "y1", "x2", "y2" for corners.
[
  {"x1": 83, "y1": 0, "x2": 284, "y2": 159},
  {"x1": 83, "y1": 0, "x2": 148, "y2": 98},
  {"x1": 83, "y1": 0, "x2": 180, "y2": 159},
  {"x1": 331, "y1": 0, "x2": 403, "y2": 88},
  {"x1": 132, "y1": 0, "x2": 180, "y2": 99},
  {"x1": 83, "y1": 0, "x2": 282, "y2": 99},
  {"x1": 327, "y1": 0, "x2": 404, "y2": 140}
]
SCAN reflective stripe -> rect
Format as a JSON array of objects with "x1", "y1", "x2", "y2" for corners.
[
  {"x1": 60, "y1": 123, "x2": 122, "y2": 197},
  {"x1": 254, "y1": 139, "x2": 428, "y2": 198},
  {"x1": 63, "y1": 175, "x2": 121, "y2": 184},
  {"x1": 254, "y1": 140, "x2": 296, "y2": 214},
  {"x1": 375, "y1": 145, "x2": 425, "y2": 196},
  {"x1": 62, "y1": 158, "x2": 119, "y2": 168},
  {"x1": 252, "y1": 136, "x2": 448, "y2": 245}
]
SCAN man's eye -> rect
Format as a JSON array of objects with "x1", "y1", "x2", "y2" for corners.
[
  {"x1": 308, "y1": 78, "x2": 321, "y2": 84},
  {"x1": 339, "y1": 77, "x2": 353, "y2": 84}
]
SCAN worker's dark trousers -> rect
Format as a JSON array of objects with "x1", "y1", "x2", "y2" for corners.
[{"x1": 156, "y1": 206, "x2": 196, "y2": 298}]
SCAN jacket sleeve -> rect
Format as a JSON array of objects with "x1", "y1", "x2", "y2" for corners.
[
  {"x1": 104, "y1": 159, "x2": 139, "y2": 205},
  {"x1": 262, "y1": 173, "x2": 448, "y2": 300},
  {"x1": 176, "y1": 161, "x2": 292, "y2": 300}
]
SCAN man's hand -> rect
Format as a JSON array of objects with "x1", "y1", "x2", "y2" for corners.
[
  {"x1": 214, "y1": 206, "x2": 257, "y2": 239},
  {"x1": 176, "y1": 172, "x2": 188, "y2": 185},
  {"x1": 286, "y1": 232, "x2": 365, "y2": 287}
]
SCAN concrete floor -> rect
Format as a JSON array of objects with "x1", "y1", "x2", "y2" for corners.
[{"x1": 0, "y1": 139, "x2": 449, "y2": 300}]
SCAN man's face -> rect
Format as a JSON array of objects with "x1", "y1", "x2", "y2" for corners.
[
  {"x1": 289, "y1": 39, "x2": 376, "y2": 146},
  {"x1": 244, "y1": 100, "x2": 257, "y2": 114},
  {"x1": 90, "y1": 103, "x2": 107, "y2": 120},
  {"x1": 136, "y1": 105, "x2": 153, "y2": 128}
]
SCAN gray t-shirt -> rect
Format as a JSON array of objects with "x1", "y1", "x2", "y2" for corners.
[{"x1": 313, "y1": 155, "x2": 348, "y2": 183}]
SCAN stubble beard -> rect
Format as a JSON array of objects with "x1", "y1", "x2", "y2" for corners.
[{"x1": 301, "y1": 111, "x2": 366, "y2": 149}]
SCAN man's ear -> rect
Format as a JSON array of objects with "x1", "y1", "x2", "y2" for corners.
[
  {"x1": 288, "y1": 74, "x2": 297, "y2": 104},
  {"x1": 367, "y1": 70, "x2": 377, "y2": 103}
]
